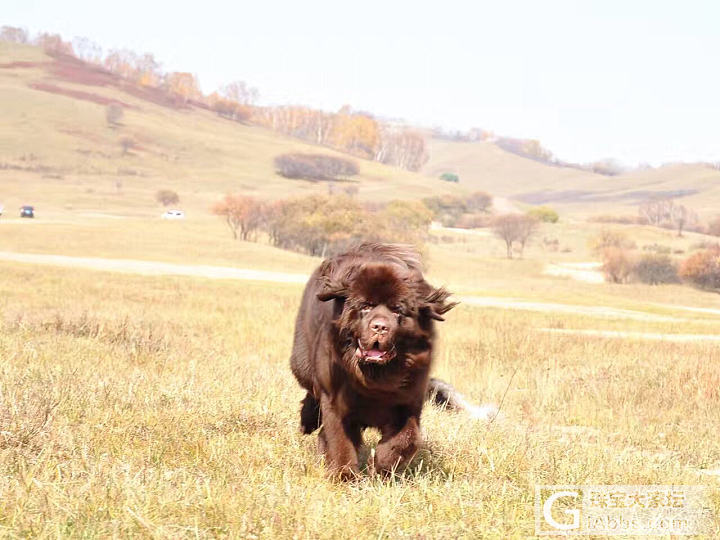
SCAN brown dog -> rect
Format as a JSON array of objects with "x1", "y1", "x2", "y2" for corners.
[{"x1": 290, "y1": 243, "x2": 457, "y2": 478}]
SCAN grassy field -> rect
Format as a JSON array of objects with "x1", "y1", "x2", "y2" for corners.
[
  {"x1": 2, "y1": 37, "x2": 720, "y2": 539},
  {"x1": 1, "y1": 218, "x2": 720, "y2": 537}
]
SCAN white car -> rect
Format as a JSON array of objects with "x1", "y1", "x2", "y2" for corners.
[{"x1": 161, "y1": 209, "x2": 185, "y2": 220}]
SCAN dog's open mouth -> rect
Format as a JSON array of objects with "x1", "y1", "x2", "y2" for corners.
[{"x1": 356, "y1": 341, "x2": 396, "y2": 364}]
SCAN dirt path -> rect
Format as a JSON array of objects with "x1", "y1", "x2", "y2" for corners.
[
  {"x1": 0, "y1": 251, "x2": 714, "y2": 325},
  {"x1": 0, "y1": 251, "x2": 309, "y2": 284},
  {"x1": 543, "y1": 261, "x2": 604, "y2": 284},
  {"x1": 539, "y1": 328, "x2": 720, "y2": 343},
  {"x1": 458, "y1": 295, "x2": 686, "y2": 323}
]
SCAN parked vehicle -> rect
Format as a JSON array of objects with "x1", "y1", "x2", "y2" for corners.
[
  {"x1": 0, "y1": 203, "x2": 4, "y2": 218},
  {"x1": 20, "y1": 205, "x2": 34, "y2": 218},
  {"x1": 161, "y1": 209, "x2": 185, "y2": 220}
]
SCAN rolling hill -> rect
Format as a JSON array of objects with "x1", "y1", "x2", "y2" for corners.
[
  {"x1": 2, "y1": 40, "x2": 718, "y2": 222},
  {"x1": 424, "y1": 138, "x2": 720, "y2": 218},
  {"x1": 0, "y1": 42, "x2": 465, "y2": 217}
]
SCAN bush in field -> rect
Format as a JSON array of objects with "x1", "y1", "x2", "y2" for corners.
[
  {"x1": 105, "y1": 103, "x2": 124, "y2": 126},
  {"x1": 439, "y1": 172, "x2": 459, "y2": 183},
  {"x1": 642, "y1": 243, "x2": 672, "y2": 254},
  {"x1": 601, "y1": 247, "x2": 635, "y2": 283},
  {"x1": 589, "y1": 229, "x2": 636, "y2": 254},
  {"x1": 708, "y1": 216, "x2": 720, "y2": 237},
  {"x1": 155, "y1": 189, "x2": 179, "y2": 206},
  {"x1": 422, "y1": 191, "x2": 492, "y2": 227},
  {"x1": 274, "y1": 154, "x2": 359, "y2": 181},
  {"x1": 527, "y1": 206, "x2": 559, "y2": 223},
  {"x1": 679, "y1": 248, "x2": 720, "y2": 290},
  {"x1": 262, "y1": 195, "x2": 431, "y2": 257},
  {"x1": 632, "y1": 254, "x2": 680, "y2": 285}
]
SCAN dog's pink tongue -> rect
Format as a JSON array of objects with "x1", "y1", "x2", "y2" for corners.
[{"x1": 366, "y1": 349, "x2": 384, "y2": 357}]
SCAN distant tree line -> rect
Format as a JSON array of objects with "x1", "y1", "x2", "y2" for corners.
[{"x1": 212, "y1": 194, "x2": 432, "y2": 257}]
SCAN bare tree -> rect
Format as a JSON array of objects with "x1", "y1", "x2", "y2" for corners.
[
  {"x1": 0, "y1": 26, "x2": 29, "y2": 44},
  {"x1": 212, "y1": 194, "x2": 263, "y2": 240},
  {"x1": 492, "y1": 214, "x2": 538, "y2": 258},
  {"x1": 221, "y1": 81, "x2": 259, "y2": 105},
  {"x1": 71, "y1": 36, "x2": 103, "y2": 63},
  {"x1": 670, "y1": 203, "x2": 697, "y2": 237}
]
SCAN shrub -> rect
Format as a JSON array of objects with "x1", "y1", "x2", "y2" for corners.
[
  {"x1": 105, "y1": 103, "x2": 124, "y2": 126},
  {"x1": 679, "y1": 248, "x2": 720, "y2": 290},
  {"x1": 601, "y1": 247, "x2": 634, "y2": 283},
  {"x1": 632, "y1": 254, "x2": 679, "y2": 284},
  {"x1": 527, "y1": 206, "x2": 559, "y2": 223},
  {"x1": 439, "y1": 172, "x2": 459, "y2": 183},
  {"x1": 155, "y1": 189, "x2": 179, "y2": 206},
  {"x1": 589, "y1": 229, "x2": 636, "y2": 255},
  {"x1": 262, "y1": 195, "x2": 430, "y2": 257},
  {"x1": 642, "y1": 243, "x2": 671, "y2": 254},
  {"x1": 274, "y1": 154, "x2": 359, "y2": 181},
  {"x1": 708, "y1": 216, "x2": 720, "y2": 237}
]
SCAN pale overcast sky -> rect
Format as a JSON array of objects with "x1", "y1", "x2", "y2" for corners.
[{"x1": 5, "y1": 0, "x2": 719, "y2": 166}]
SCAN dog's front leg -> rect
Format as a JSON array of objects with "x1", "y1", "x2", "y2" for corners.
[
  {"x1": 318, "y1": 394, "x2": 360, "y2": 480},
  {"x1": 374, "y1": 414, "x2": 421, "y2": 475}
]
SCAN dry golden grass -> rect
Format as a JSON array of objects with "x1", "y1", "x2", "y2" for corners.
[{"x1": 1, "y1": 248, "x2": 719, "y2": 537}]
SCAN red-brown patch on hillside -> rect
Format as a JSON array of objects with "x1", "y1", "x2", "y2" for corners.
[
  {"x1": 47, "y1": 53, "x2": 119, "y2": 87},
  {"x1": 44, "y1": 52, "x2": 189, "y2": 110},
  {"x1": 29, "y1": 82, "x2": 132, "y2": 108}
]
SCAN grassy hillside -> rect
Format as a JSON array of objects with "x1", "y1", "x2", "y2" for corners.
[
  {"x1": 0, "y1": 42, "x2": 464, "y2": 217},
  {"x1": 425, "y1": 138, "x2": 720, "y2": 218}
]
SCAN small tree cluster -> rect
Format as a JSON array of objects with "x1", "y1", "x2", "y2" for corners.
[
  {"x1": 638, "y1": 197, "x2": 698, "y2": 237},
  {"x1": 155, "y1": 189, "x2": 179, "y2": 206},
  {"x1": 679, "y1": 248, "x2": 720, "y2": 290},
  {"x1": 422, "y1": 192, "x2": 493, "y2": 227},
  {"x1": 212, "y1": 194, "x2": 432, "y2": 257},
  {"x1": 274, "y1": 154, "x2": 359, "y2": 181},
  {"x1": 491, "y1": 214, "x2": 539, "y2": 258}
]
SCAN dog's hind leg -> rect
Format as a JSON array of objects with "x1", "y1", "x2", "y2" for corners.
[{"x1": 300, "y1": 392, "x2": 322, "y2": 434}]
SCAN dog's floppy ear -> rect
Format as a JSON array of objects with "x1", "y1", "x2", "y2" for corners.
[
  {"x1": 316, "y1": 260, "x2": 349, "y2": 301},
  {"x1": 421, "y1": 285, "x2": 458, "y2": 322}
]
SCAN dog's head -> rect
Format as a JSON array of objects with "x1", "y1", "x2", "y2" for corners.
[{"x1": 317, "y1": 257, "x2": 456, "y2": 366}]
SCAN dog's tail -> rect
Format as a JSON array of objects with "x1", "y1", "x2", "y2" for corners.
[{"x1": 426, "y1": 378, "x2": 499, "y2": 421}]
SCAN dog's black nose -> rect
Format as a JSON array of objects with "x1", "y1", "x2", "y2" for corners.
[{"x1": 370, "y1": 317, "x2": 390, "y2": 334}]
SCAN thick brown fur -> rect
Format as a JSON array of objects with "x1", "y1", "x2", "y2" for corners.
[{"x1": 290, "y1": 243, "x2": 456, "y2": 479}]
